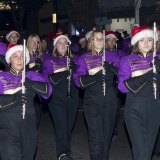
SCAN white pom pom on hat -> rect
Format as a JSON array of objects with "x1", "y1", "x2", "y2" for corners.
[
  {"x1": 105, "y1": 31, "x2": 119, "y2": 40},
  {"x1": 5, "y1": 44, "x2": 30, "y2": 64},
  {"x1": 131, "y1": 26, "x2": 154, "y2": 46}
]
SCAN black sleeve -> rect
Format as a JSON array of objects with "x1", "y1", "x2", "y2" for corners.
[
  {"x1": 125, "y1": 72, "x2": 151, "y2": 93},
  {"x1": 0, "y1": 94, "x2": 17, "y2": 111},
  {"x1": 49, "y1": 71, "x2": 69, "y2": 85},
  {"x1": 79, "y1": 71, "x2": 103, "y2": 88},
  {"x1": 24, "y1": 78, "x2": 49, "y2": 96}
]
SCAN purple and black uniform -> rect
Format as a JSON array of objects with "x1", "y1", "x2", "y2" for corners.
[
  {"x1": 0, "y1": 68, "x2": 52, "y2": 160},
  {"x1": 118, "y1": 52, "x2": 160, "y2": 160},
  {"x1": 73, "y1": 50, "x2": 120, "y2": 160},
  {"x1": 43, "y1": 54, "x2": 79, "y2": 159}
]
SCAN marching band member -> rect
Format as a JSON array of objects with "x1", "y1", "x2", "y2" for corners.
[
  {"x1": 43, "y1": 34, "x2": 79, "y2": 160},
  {"x1": 6, "y1": 30, "x2": 20, "y2": 45},
  {"x1": 26, "y1": 34, "x2": 44, "y2": 127},
  {"x1": 118, "y1": 26, "x2": 160, "y2": 160},
  {"x1": 73, "y1": 30, "x2": 120, "y2": 160},
  {"x1": 26, "y1": 34, "x2": 43, "y2": 73},
  {"x1": 0, "y1": 44, "x2": 52, "y2": 160},
  {"x1": 105, "y1": 31, "x2": 127, "y2": 57}
]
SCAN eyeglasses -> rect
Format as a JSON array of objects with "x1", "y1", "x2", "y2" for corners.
[
  {"x1": 57, "y1": 42, "x2": 68, "y2": 46},
  {"x1": 93, "y1": 38, "x2": 104, "y2": 42}
]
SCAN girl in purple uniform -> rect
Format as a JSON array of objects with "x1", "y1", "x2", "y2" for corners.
[
  {"x1": 0, "y1": 44, "x2": 52, "y2": 160},
  {"x1": 118, "y1": 26, "x2": 160, "y2": 160},
  {"x1": 43, "y1": 35, "x2": 79, "y2": 160},
  {"x1": 73, "y1": 30, "x2": 120, "y2": 160}
]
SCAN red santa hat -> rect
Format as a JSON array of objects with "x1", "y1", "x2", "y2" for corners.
[
  {"x1": 5, "y1": 44, "x2": 30, "y2": 64},
  {"x1": 53, "y1": 34, "x2": 71, "y2": 46},
  {"x1": 105, "y1": 31, "x2": 119, "y2": 40},
  {"x1": 5, "y1": 30, "x2": 20, "y2": 42},
  {"x1": 131, "y1": 26, "x2": 153, "y2": 46}
]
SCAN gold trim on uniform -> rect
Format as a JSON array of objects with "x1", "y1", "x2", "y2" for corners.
[
  {"x1": 50, "y1": 77, "x2": 63, "y2": 85},
  {"x1": 32, "y1": 84, "x2": 48, "y2": 94},
  {"x1": 10, "y1": 67, "x2": 22, "y2": 76},
  {"x1": 125, "y1": 81, "x2": 147, "y2": 93},
  {"x1": 79, "y1": 76, "x2": 96, "y2": 88}
]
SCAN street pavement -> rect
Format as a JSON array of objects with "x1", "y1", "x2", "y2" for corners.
[{"x1": 35, "y1": 107, "x2": 160, "y2": 160}]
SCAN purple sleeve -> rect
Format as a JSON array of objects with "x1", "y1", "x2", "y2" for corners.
[
  {"x1": 26, "y1": 71, "x2": 52, "y2": 99},
  {"x1": 42, "y1": 58, "x2": 54, "y2": 84},
  {"x1": 117, "y1": 50, "x2": 128, "y2": 58},
  {"x1": 118, "y1": 56, "x2": 131, "y2": 93},
  {"x1": 73, "y1": 55, "x2": 88, "y2": 87},
  {"x1": 106, "y1": 51, "x2": 121, "y2": 68}
]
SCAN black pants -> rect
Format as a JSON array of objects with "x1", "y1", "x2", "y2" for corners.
[
  {"x1": 124, "y1": 93, "x2": 160, "y2": 160},
  {"x1": 83, "y1": 87, "x2": 117, "y2": 160},
  {"x1": 49, "y1": 96, "x2": 78, "y2": 158},
  {"x1": 0, "y1": 105, "x2": 37, "y2": 160}
]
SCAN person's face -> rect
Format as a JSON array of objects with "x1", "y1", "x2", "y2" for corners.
[
  {"x1": 138, "y1": 37, "x2": 153, "y2": 53},
  {"x1": 41, "y1": 40, "x2": 47, "y2": 50},
  {"x1": 56, "y1": 38, "x2": 68, "y2": 56},
  {"x1": 80, "y1": 41, "x2": 86, "y2": 48},
  {"x1": 105, "y1": 38, "x2": 116, "y2": 50},
  {"x1": 9, "y1": 33, "x2": 19, "y2": 44},
  {"x1": 31, "y1": 37, "x2": 39, "y2": 51},
  {"x1": 92, "y1": 32, "x2": 104, "y2": 51},
  {"x1": 10, "y1": 51, "x2": 24, "y2": 71}
]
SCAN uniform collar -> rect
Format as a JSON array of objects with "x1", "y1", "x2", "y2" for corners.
[
  {"x1": 138, "y1": 52, "x2": 152, "y2": 58},
  {"x1": 10, "y1": 67, "x2": 23, "y2": 76},
  {"x1": 93, "y1": 50, "x2": 103, "y2": 56}
]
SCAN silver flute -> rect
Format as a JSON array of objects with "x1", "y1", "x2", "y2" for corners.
[
  {"x1": 102, "y1": 30, "x2": 106, "y2": 96},
  {"x1": 22, "y1": 39, "x2": 26, "y2": 119},
  {"x1": 153, "y1": 22, "x2": 157, "y2": 99},
  {"x1": 67, "y1": 45, "x2": 71, "y2": 98}
]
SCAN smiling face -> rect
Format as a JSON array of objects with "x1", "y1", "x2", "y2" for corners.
[
  {"x1": 55, "y1": 38, "x2": 68, "y2": 56},
  {"x1": 10, "y1": 50, "x2": 24, "y2": 72},
  {"x1": 138, "y1": 37, "x2": 153, "y2": 54}
]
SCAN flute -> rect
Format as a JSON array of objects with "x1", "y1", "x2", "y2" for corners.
[
  {"x1": 67, "y1": 45, "x2": 71, "y2": 98},
  {"x1": 102, "y1": 30, "x2": 106, "y2": 96},
  {"x1": 22, "y1": 39, "x2": 26, "y2": 119},
  {"x1": 153, "y1": 22, "x2": 157, "y2": 99}
]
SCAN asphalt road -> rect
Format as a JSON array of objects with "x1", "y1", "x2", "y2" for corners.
[{"x1": 35, "y1": 107, "x2": 160, "y2": 160}]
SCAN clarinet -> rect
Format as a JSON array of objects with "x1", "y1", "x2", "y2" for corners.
[
  {"x1": 102, "y1": 30, "x2": 106, "y2": 96},
  {"x1": 153, "y1": 22, "x2": 157, "y2": 99},
  {"x1": 22, "y1": 39, "x2": 26, "y2": 119},
  {"x1": 67, "y1": 45, "x2": 71, "y2": 98}
]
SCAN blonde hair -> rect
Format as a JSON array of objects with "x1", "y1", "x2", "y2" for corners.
[
  {"x1": 27, "y1": 34, "x2": 42, "y2": 58},
  {"x1": 87, "y1": 30, "x2": 103, "y2": 55}
]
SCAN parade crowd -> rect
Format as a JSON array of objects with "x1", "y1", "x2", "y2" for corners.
[{"x1": 0, "y1": 23, "x2": 160, "y2": 160}]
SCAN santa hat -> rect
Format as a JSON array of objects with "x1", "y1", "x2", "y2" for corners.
[
  {"x1": 5, "y1": 30, "x2": 20, "y2": 42},
  {"x1": 85, "y1": 31, "x2": 93, "y2": 41},
  {"x1": 131, "y1": 23, "x2": 139, "y2": 31},
  {"x1": 5, "y1": 44, "x2": 30, "y2": 64},
  {"x1": 105, "y1": 31, "x2": 119, "y2": 40},
  {"x1": 131, "y1": 26, "x2": 153, "y2": 45},
  {"x1": 53, "y1": 34, "x2": 71, "y2": 46}
]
